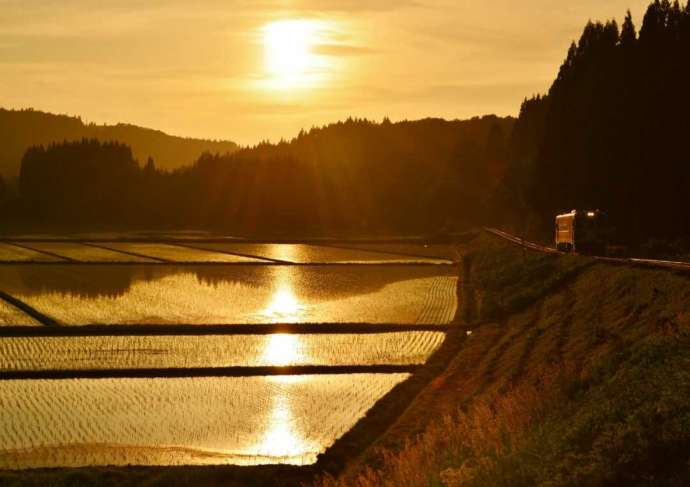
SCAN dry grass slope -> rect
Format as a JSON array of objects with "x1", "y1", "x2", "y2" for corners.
[{"x1": 316, "y1": 234, "x2": 690, "y2": 486}]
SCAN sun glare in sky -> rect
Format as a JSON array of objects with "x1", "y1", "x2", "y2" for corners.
[
  {"x1": 261, "y1": 19, "x2": 331, "y2": 91},
  {"x1": 1, "y1": 1, "x2": 653, "y2": 142}
]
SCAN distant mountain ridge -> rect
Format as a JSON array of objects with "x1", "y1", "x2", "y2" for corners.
[{"x1": 0, "y1": 108, "x2": 238, "y2": 178}]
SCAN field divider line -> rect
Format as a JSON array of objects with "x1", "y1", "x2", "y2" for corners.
[
  {"x1": 5, "y1": 242, "x2": 75, "y2": 262},
  {"x1": 0, "y1": 261, "x2": 451, "y2": 267},
  {"x1": 81, "y1": 242, "x2": 170, "y2": 263},
  {"x1": 316, "y1": 242, "x2": 456, "y2": 263},
  {"x1": 2, "y1": 240, "x2": 458, "y2": 266},
  {"x1": 0, "y1": 364, "x2": 419, "y2": 381},
  {"x1": 0, "y1": 323, "x2": 452, "y2": 337},
  {"x1": 167, "y1": 241, "x2": 290, "y2": 264},
  {"x1": 0, "y1": 237, "x2": 449, "y2": 244},
  {"x1": 0, "y1": 290, "x2": 60, "y2": 327}
]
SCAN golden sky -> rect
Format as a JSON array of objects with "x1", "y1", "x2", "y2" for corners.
[{"x1": 0, "y1": 0, "x2": 651, "y2": 145}]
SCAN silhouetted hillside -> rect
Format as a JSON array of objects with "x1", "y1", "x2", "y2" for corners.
[
  {"x1": 0, "y1": 174, "x2": 6, "y2": 202},
  {"x1": 15, "y1": 116, "x2": 514, "y2": 236},
  {"x1": 493, "y1": 0, "x2": 690, "y2": 245},
  {"x1": 0, "y1": 108, "x2": 238, "y2": 178}
]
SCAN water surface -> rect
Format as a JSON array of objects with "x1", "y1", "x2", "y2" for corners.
[
  {"x1": 19, "y1": 243, "x2": 157, "y2": 263},
  {"x1": 0, "y1": 265, "x2": 458, "y2": 325},
  {"x1": 0, "y1": 244, "x2": 63, "y2": 263},
  {"x1": 0, "y1": 374, "x2": 407, "y2": 469},
  {"x1": 332, "y1": 243, "x2": 462, "y2": 261},
  {"x1": 190, "y1": 243, "x2": 451, "y2": 264},
  {"x1": 0, "y1": 301, "x2": 38, "y2": 326},
  {"x1": 97, "y1": 243, "x2": 268, "y2": 263},
  {"x1": 0, "y1": 332, "x2": 445, "y2": 370}
]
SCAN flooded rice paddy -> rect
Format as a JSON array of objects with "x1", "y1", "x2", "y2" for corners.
[
  {"x1": 0, "y1": 243, "x2": 63, "y2": 263},
  {"x1": 0, "y1": 374, "x2": 408, "y2": 469},
  {"x1": 0, "y1": 265, "x2": 457, "y2": 325},
  {"x1": 0, "y1": 240, "x2": 459, "y2": 470},
  {"x1": 97, "y1": 242, "x2": 270, "y2": 263},
  {"x1": 323, "y1": 243, "x2": 463, "y2": 261},
  {"x1": 187, "y1": 243, "x2": 452, "y2": 264},
  {"x1": 0, "y1": 301, "x2": 39, "y2": 326},
  {"x1": 19, "y1": 242, "x2": 158, "y2": 263},
  {"x1": 0, "y1": 332, "x2": 445, "y2": 370}
]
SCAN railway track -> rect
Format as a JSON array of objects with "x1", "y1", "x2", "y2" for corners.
[{"x1": 484, "y1": 227, "x2": 690, "y2": 272}]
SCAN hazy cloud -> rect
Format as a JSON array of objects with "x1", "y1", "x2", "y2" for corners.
[
  {"x1": 313, "y1": 43, "x2": 374, "y2": 56},
  {"x1": 0, "y1": 0, "x2": 653, "y2": 143}
]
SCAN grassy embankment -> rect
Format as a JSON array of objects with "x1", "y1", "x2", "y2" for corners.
[{"x1": 318, "y1": 233, "x2": 690, "y2": 486}]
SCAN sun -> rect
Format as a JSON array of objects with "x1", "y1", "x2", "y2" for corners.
[{"x1": 261, "y1": 19, "x2": 327, "y2": 90}]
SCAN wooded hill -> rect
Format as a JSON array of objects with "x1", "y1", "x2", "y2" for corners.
[
  {"x1": 494, "y1": 0, "x2": 690, "y2": 246},
  {"x1": 0, "y1": 108, "x2": 238, "y2": 179},
  {"x1": 14, "y1": 116, "x2": 513, "y2": 236}
]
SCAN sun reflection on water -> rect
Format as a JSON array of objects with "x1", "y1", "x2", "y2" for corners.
[
  {"x1": 254, "y1": 388, "x2": 310, "y2": 462},
  {"x1": 262, "y1": 334, "x2": 304, "y2": 366},
  {"x1": 260, "y1": 267, "x2": 307, "y2": 323},
  {"x1": 264, "y1": 288, "x2": 302, "y2": 320}
]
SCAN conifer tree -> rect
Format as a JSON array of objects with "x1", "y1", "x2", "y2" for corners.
[
  {"x1": 144, "y1": 156, "x2": 156, "y2": 174},
  {"x1": 620, "y1": 10, "x2": 637, "y2": 46}
]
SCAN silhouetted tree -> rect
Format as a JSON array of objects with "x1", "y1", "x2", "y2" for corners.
[
  {"x1": 144, "y1": 156, "x2": 156, "y2": 175},
  {"x1": 20, "y1": 139, "x2": 140, "y2": 222},
  {"x1": 495, "y1": 0, "x2": 690, "y2": 245},
  {"x1": 621, "y1": 10, "x2": 638, "y2": 46}
]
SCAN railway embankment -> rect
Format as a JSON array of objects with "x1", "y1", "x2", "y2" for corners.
[{"x1": 321, "y1": 232, "x2": 690, "y2": 486}]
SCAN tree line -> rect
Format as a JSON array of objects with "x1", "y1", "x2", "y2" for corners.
[
  {"x1": 11, "y1": 116, "x2": 512, "y2": 237},
  {"x1": 492, "y1": 0, "x2": 690, "y2": 246}
]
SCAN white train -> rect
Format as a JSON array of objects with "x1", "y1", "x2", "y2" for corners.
[{"x1": 555, "y1": 209, "x2": 606, "y2": 254}]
